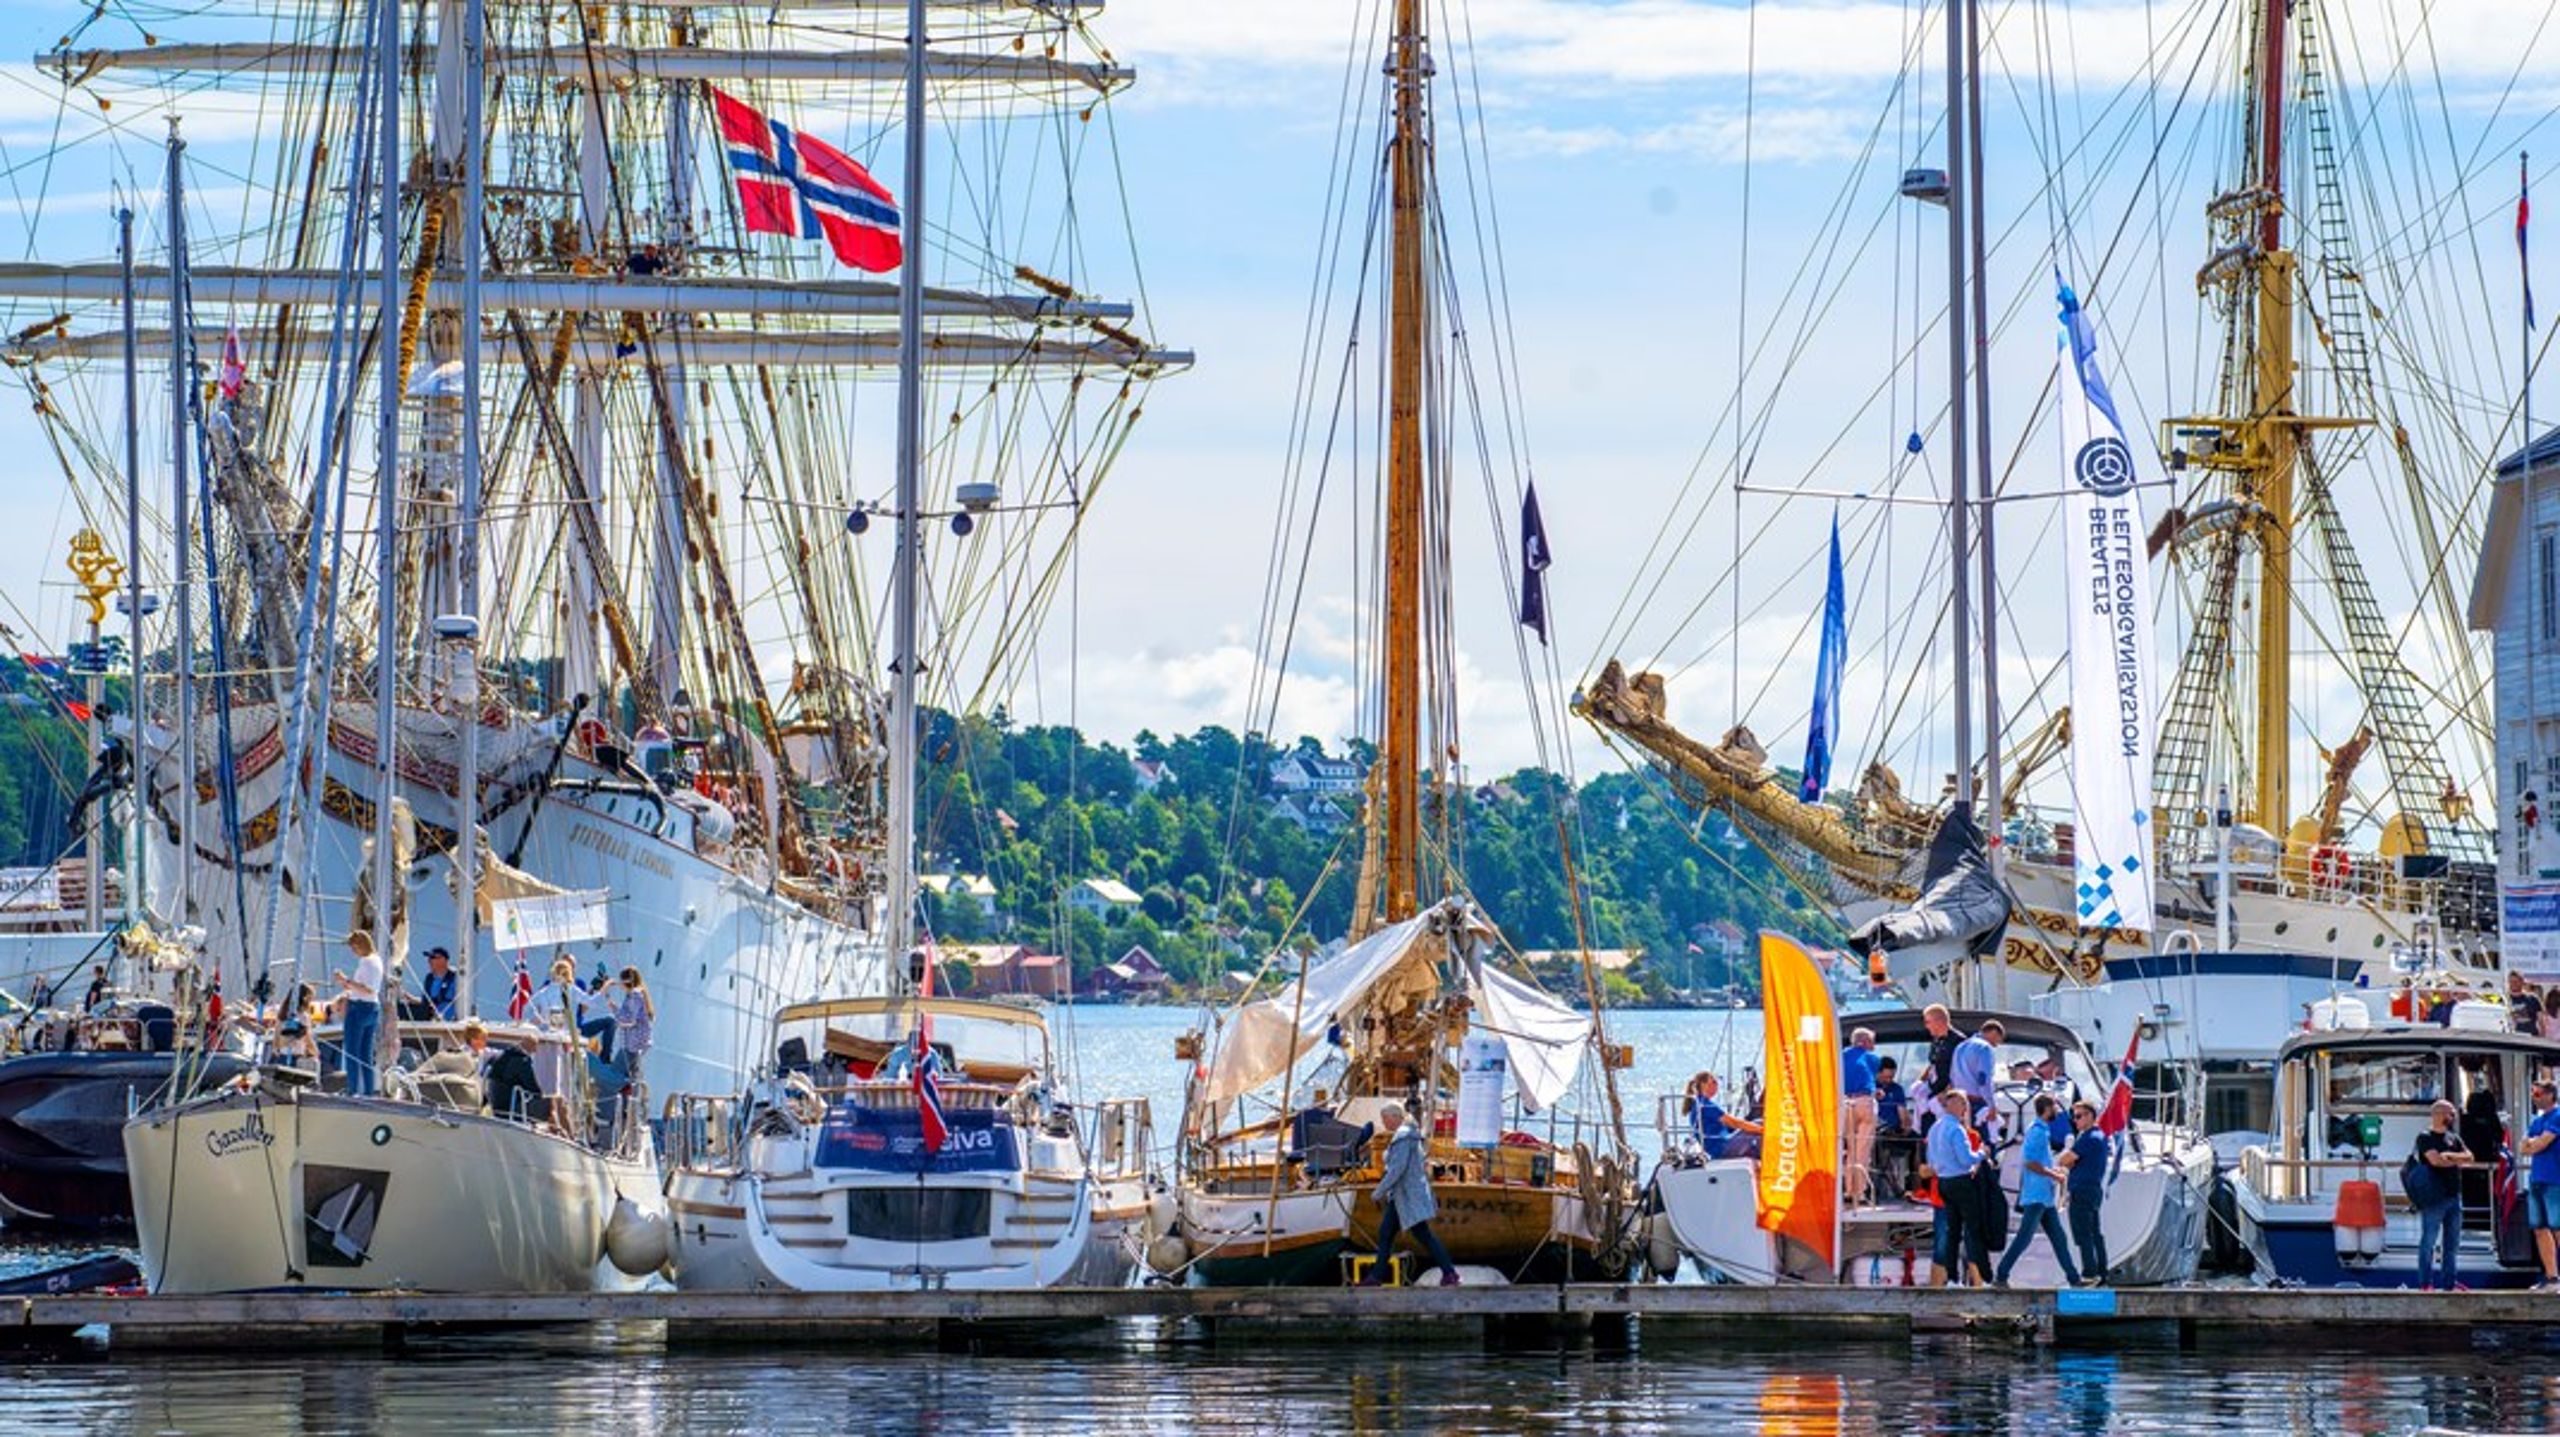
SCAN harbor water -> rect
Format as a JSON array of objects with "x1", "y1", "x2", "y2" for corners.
[{"x1": 0, "y1": 1006, "x2": 2541, "y2": 1436}]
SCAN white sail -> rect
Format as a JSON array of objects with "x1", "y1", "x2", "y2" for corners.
[{"x1": 2056, "y1": 279, "x2": 2158, "y2": 935}]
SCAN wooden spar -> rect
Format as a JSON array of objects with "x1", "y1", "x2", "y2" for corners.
[
  {"x1": 1378, "y1": 0, "x2": 1428, "y2": 928},
  {"x1": 2247, "y1": 0, "x2": 2298, "y2": 842}
]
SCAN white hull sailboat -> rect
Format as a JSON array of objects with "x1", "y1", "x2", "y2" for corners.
[
  {"x1": 127, "y1": 1070, "x2": 666, "y2": 1294},
  {"x1": 666, "y1": 997, "x2": 1148, "y2": 1292}
]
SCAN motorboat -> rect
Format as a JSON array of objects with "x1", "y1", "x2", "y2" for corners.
[
  {"x1": 2233, "y1": 1014, "x2": 2557, "y2": 1289},
  {"x1": 664, "y1": 995, "x2": 1151, "y2": 1291},
  {"x1": 1648, "y1": 1008, "x2": 2214, "y2": 1286}
]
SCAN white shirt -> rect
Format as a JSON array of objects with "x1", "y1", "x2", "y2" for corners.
[{"x1": 348, "y1": 952, "x2": 384, "y2": 1002}]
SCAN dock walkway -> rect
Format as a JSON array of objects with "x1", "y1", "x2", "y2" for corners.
[{"x1": 12, "y1": 1284, "x2": 2560, "y2": 1352}]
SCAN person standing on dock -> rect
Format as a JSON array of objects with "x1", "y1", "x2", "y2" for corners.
[
  {"x1": 2060, "y1": 1100, "x2": 2111, "y2": 1285},
  {"x1": 1842, "y1": 1027, "x2": 1880, "y2": 1206},
  {"x1": 1993, "y1": 1095, "x2": 2081, "y2": 1288},
  {"x1": 2413, "y1": 1099, "x2": 2474, "y2": 1290},
  {"x1": 1362, "y1": 1101, "x2": 1461, "y2": 1287},
  {"x1": 2522, "y1": 1081, "x2": 2560, "y2": 1290},
  {"x1": 1924, "y1": 1091, "x2": 1991, "y2": 1285}
]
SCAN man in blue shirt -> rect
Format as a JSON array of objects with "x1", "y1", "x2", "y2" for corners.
[
  {"x1": 1873, "y1": 1057, "x2": 1916, "y2": 1198},
  {"x1": 2059, "y1": 1099, "x2": 2112, "y2": 1285},
  {"x1": 2522, "y1": 1080, "x2": 2560, "y2": 1290},
  {"x1": 418, "y1": 947, "x2": 460, "y2": 1022},
  {"x1": 1842, "y1": 1026, "x2": 1880, "y2": 1205},
  {"x1": 1993, "y1": 1095, "x2": 2081, "y2": 1287},
  {"x1": 1684, "y1": 1070, "x2": 1761, "y2": 1160},
  {"x1": 1951, "y1": 1019, "x2": 2002, "y2": 1124},
  {"x1": 1925, "y1": 1091, "x2": 1990, "y2": 1285}
]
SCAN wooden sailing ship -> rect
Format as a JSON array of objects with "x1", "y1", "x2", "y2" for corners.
[{"x1": 1162, "y1": 0, "x2": 1637, "y2": 1288}]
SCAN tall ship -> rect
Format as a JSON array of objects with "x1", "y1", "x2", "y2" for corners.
[
  {"x1": 1576, "y1": 0, "x2": 2513, "y2": 1042},
  {"x1": 7, "y1": 0, "x2": 1183, "y2": 1100},
  {"x1": 1162, "y1": 0, "x2": 1639, "y2": 1288}
]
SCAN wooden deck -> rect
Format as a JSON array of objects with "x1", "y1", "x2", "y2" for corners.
[{"x1": 10, "y1": 1283, "x2": 2560, "y2": 1351}]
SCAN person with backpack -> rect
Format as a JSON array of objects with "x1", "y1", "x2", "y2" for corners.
[{"x1": 2410, "y1": 1098, "x2": 2475, "y2": 1291}]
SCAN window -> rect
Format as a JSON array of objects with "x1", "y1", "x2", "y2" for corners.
[
  {"x1": 2541, "y1": 528, "x2": 2559, "y2": 642},
  {"x1": 846, "y1": 1188, "x2": 992, "y2": 1243},
  {"x1": 2323, "y1": 1050, "x2": 2443, "y2": 1110}
]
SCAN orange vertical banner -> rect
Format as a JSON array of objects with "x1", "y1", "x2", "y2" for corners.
[{"x1": 1756, "y1": 930, "x2": 1840, "y2": 1270}]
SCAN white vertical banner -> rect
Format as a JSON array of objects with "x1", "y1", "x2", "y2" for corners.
[
  {"x1": 2057, "y1": 280, "x2": 2158, "y2": 934},
  {"x1": 1455, "y1": 1033, "x2": 1508, "y2": 1148}
]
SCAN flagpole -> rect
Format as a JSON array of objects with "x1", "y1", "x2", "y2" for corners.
[{"x1": 884, "y1": 0, "x2": 927, "y2": 1003}]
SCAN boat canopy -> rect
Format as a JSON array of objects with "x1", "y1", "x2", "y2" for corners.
[
  {"x1": 774, "y1": 995, "x2": 1050, "y2": 1077},
  {"x1": 1203, "y1": 903, "x2": 1589, "y2": 1111}
]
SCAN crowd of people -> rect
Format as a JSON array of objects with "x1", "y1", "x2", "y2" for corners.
[{"x1": 1675, "y1": 1004, "x2": 2116, "y2": 1288}]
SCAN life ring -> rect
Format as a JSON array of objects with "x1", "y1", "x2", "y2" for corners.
[
  {"x1": 575, "y1": 717, "x2": 610, "y2": 752},
  {"x1": 2309, "y1": 845, "x2": 2351, "y2": 891}
]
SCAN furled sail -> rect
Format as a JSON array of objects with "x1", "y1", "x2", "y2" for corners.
[{"x1": 1847, "y1": 808, "x2": 2011, "y2": 955}]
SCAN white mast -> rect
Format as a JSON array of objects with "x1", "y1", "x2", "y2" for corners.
[
  {"x1": 454, "y1": 0, "x2": 486, "y2": 1004},
  {"x1": 118, "y1": 206, "x2": 143, "y2": 929},
  {"x1": 369, "y1": 0, "x2": 401, "y2": 969},
  {"x1": 164, "y1": 124, "x2": 196, "y2": 927},
  {"x1": 884, "y1": 0, "x2": 929, "y2": 978}
]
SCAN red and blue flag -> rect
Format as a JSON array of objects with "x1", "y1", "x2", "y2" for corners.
[
  {"x1": 2525, "y1": 153, "x2": 2537, "y2": 333},
  {"x1": 911, "y1": 1026, "x2": 948, "y2": 1154},
  {"x1": 506, "y1": 956, "x2": 533, "y2": 1022},
  {"x1": 711, "y1": 86, "x2": 902, "y2": 274}
]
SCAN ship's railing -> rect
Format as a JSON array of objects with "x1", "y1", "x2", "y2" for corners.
[{"x1": 2236, "y1": 1148, "x2": 2408, "y2": 1207}]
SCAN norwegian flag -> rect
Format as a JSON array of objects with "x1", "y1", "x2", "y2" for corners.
[
  {"x1": 18, "y1": 653, "x2": 90, "y2": 722},
  {"x1": 911, "y1": 1025, "x2": 948, "y2": 1154},
  {"x1": 217, "y1": 326, "x2": 246, "y2": 400},
  {"x1": 506, "y1": 957, "x2": 533, "y2": 1022},
  {"x1": 2097, "y1": 1027, "x2": 2139, "y2": 1137},
  {"x1": 709, "y1": 86, "x2": 902, "y2": 274}
]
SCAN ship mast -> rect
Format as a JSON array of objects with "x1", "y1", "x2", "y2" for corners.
[
  {"x1": 884, "y1": 0, "x2": 929, "y2": 974},
  {"x1": 1373, "y1": 0, "x2": 1429, "y2": 933},
  {"x1": 2242, "y1": 0, "x2": 2298, "y2": 842}
]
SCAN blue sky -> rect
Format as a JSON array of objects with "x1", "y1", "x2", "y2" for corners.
[{"x1": 0, "y1": 0, "x2": 2551, "y2": 820}]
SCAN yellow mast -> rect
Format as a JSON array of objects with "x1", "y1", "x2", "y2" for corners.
[{"x1": 1374, "y1": 0, "x2": 1429, "y2": 931}]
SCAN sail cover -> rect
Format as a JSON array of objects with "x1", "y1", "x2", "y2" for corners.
[
  {"x1": 1202, "y1": 912, "x2": 1436, "y2": 1106},
  {"x1": 1200, "y1": 906, "x2": 1589, "y2": 1111},
  {"x1": 2056, "y1": 279, "x2": 2159, "y2": 933},
  {"x1": 1847, "y1": 808, "x2": 2011, "y2": 954}
]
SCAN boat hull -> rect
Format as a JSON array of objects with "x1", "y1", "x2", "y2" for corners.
[
  {"x1": 0, "y1": 1050, "x2": 252, "y2": 1229},
  {"x1": 148, "y1": 708, "x2": 886, "y2": 1101},
  {"x1": 1178, "y1": 1178, "x2": 1621, "y2": 1286},
  {"x1": 123, "y1": 1087, "x2": 662, "y2": 1293},
  {"x1": 2234, "y1": 1184, "x2": 2537, "y2": 1290},
  {"x1": 669, "y1": 1126, "x2": 1128, "y2": 1292}
]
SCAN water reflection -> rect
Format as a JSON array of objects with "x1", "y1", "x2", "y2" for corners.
[{"x1": 4, "y1": 1333, "x2": 2560, "y2": 1435}]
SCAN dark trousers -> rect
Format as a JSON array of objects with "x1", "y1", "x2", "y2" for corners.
[
  {"x1": 1377, "y1": 1202, "x2": 1458, "y2": 1279},
  {"x1": 578, "y1": 1014, "x2": 617, "y2": 1064},
  {"x1": 1996, "y1": 1202, "x2": 2081, "y2": 1285},
  {"x1": 2068, "y1": 1193, "x2": 2108, "y2": 1281},
  {"x1": 1938, "y1": 1174, "x2": 1993, "y2": 1283}
]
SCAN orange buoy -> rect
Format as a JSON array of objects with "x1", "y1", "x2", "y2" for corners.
[{"x1": 2333, "y1": 1178, "x2": 2386, "y2": 1261}]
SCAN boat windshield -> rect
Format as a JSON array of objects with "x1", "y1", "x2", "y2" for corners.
[
  {"x1": 2316, "y1": 1046, "x2": 2502, "y2": 1114},
  {"x1": 773, "y1": 998, "x2": 1049, "y2": 1078}
]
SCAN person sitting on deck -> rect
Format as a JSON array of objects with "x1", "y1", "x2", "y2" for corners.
[
  {"x1": 1683, "y1": 1071, "x2": 1763, "y2": 1160},
  {"x1": 1873, "y1": 1058, "x2": 1919, "y2": 1197}
]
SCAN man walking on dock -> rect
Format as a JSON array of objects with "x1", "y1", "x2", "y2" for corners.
[
  {"x1": 2521, "y1": 1081, "x2": 2560, "y2": 1289},
  {"x1": 1363, "y1": 1101, "x2": 1460, "y2": 1287},
  {"x1": 1993, "y1": 1095, "x2": 2080, "y2": 1287},
  {"x1": 2061, "y1": 1100, "x2": 2110, "y2": 1285}
]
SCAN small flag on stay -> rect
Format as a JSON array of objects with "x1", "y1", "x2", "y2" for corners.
[
  {"x1": 1518, "y1": 483, "x2": 1553, "y2": 644},
  {"x1": 2524, "y1": 153, "x2": 2537, "y2": 332}
]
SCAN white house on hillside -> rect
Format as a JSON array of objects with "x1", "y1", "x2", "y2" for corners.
[
  {"x1": 1268, "y1": 753, "x2": 1365, "y2": 795},
  {"x1": 1067, "y1": 877, "x2": 1143, "y2": 919}
]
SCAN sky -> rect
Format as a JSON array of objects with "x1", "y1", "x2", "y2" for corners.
[{"x1": 0, "y1": 0, "x2": 2552, "y2": 824}]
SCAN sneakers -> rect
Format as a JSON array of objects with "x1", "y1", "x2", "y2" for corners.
[{"x1": 1439, "y1": 1271, "x2": 1463, "y2": 1287}]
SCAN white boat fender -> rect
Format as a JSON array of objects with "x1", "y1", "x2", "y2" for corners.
[
  {"x1": 1144, "y1": 1231, "x2": 1191, "y2": 1276},
  {"x1": 605, "y1": 1197, "x2": 675, "y2": 1277},
  {"x1": 1144, "y1": 1186, "x2": 1178, "y2": 1241},
  {"x1": 1644, "y1": 1212, "x2": 1680, "y2": 1280}
]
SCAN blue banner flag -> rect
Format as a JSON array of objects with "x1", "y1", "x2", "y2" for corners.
[
  {"x1": 1518, "y1": 483, "x2": 1553, "y2": 644},
  {"x1": 1799, "y1": 515, "x2": 1847, "y2": 802}
]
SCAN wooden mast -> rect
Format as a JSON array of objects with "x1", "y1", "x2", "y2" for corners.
[
  {"x1": 2245, "y1": 0, "x2": 2298, "y2": 842},
  {"x1": 1378, "y1": 0, "x2": 1428, "y2": 929}
]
